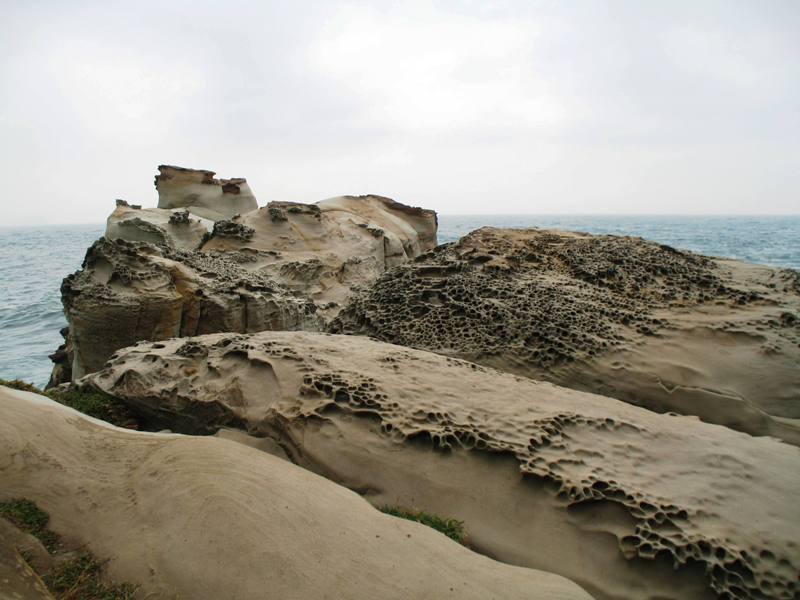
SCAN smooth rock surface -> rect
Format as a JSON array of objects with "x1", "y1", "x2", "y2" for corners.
[
  {"x1": 0, "y1": 385, "x2": 591, "y2": 600},
  {"x1": 84, "y1": 331, "x2": 800, "y2": 600},
  {"x1": 332, "y1": 227, "x2": 800, "y2": 444}
]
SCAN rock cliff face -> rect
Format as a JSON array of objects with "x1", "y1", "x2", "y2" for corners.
[
  {"x1": 82, "y1": 331, "x2": 800, "y2": 600},
  {"x1": 155, "y1": 164, "x2": 258, "y2": 221},
  {"x1": 54, "y1": 237, "x2": 320, "y2": 381},
  {"x1": 1, "y1": 386, "x2": 590, "y2": 600},
  {"x1": 48, "y1": 166, "x2": 438, "y2": 385},
  {"x1": 331, "y1": 227, "x2": 800, "y2": 444}
]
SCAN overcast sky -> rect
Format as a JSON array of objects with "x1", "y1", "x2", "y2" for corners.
[{"x1": 1, "y1": 0, "x2": 798, "y2": 225}]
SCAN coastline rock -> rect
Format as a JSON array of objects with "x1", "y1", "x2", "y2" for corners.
[
  {"x1": 201, "y1": 195, "x2": 438, "y2": 313},
  {"x1": 0, "y1": 386, "x2": 591, "y2": 600},
  {"x1": 331, "y1": 227, "x2": 800, "y2": 444},
  {"x1": 105, "y1": 199, "x2": 211, "y2": 250},
  {"x1": 155, "y1": 164, "x2": 258, "y2": 221},
  {"x1": 83, "y1": 331, "x2": 800, "y2": 600},
  {"x1": 55, "y1": 237, "x2": 320, "y2": 380},
  {"x1": 49, "y1": 168, "x2": 437, "y2": 385}
]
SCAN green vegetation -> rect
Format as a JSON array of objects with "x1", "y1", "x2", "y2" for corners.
[
  {"x1": 0, "y1": 378, "x2": 42, "y2": 393},
  {"x1": 0, "y1": 379, "x2": 137, "y2": 429},
  {"x1": 44, "y1": 551, "x2": 137, "y2": 600},
  {"x1": 1, "y1": 498, "x2": 136, "y2": 599},
  {"x1": 51, "y1": 388, "x2": 136, "y2": 427},
  {"x1": 380, "y1": 506, "x2": 467, "y2": 544},
  {"x1": 0, "y1": 498, "x2": 60, "y2": 552}
]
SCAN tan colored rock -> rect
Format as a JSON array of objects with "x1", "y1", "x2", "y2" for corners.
[
  {"x1": 105, "y1": 199, "x2": 211, "y2": 250},
  {"x1": 49, "y1": 169, "x2": 437, "y2": 385},
  {"x1": 84, "y1": 331, "x2": 800, "y2": 600},
  {"x1": 155, "y1": 164, "x2": 258, "y2": 221},
  {"x1": 202, "y1": 195, "x2": 438, "y2": 314},
  {"x1": 0, "y1": 386, "x2": 591, "y2": 600},
  {"x1": 57, "y1": 237, "x2": 320, "y2": 380},
  {"x1": 332, "y1": 227, "x2": 800, "y2": 444}
]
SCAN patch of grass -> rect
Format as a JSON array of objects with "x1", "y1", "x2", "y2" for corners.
[
  {"x1": 0, "y1": 378, "x2": 43, "y2": 393},
  {"x1": 50, "y1": 388, "x2": 137, "y2": 429},
  {"x1": 44, "y1": 551, "x2": 137, "y2": 600},
  {"x1": 0, "y1": 498, "x2": 61, "y2": 552},
  {"x1": 380, "y1": 506, "x2": 467, "y2": 544}
]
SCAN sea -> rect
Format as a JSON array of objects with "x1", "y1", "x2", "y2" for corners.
[{"x1": 1, "y1": 215, "x2": 798, "y2": 387}]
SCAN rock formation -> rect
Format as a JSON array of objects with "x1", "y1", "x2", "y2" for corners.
[
  {"x1": 201, "y1": 195, "x2": 438, "y2": 312},
  {"x1": 49, "y1": 166, "x2": 438, "y2": 385},
  {"x1": 82, "y1": 331, "x2": 800, "y2": 600},
  {"x1": 106, "y1": 199, "x2": 210, "y2": 250},
  {"x1": 54, "y1": 237, "x2": 320, "y2": 381},
  {"x1": 155, "y1": 164, "x2": 258, "y2": 221},
  {"x1": 0, "y1": 385, "x2": 591, "y2": 600},
  {"x1": 331, "y1": 227, "x2": 800, "y2": 444}
]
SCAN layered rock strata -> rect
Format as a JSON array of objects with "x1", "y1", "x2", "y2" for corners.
[
  {"x1": 54, "y1": 237, "x2": 320, "y2": 381},
  {"x1": 82, "y1": 331, "x2": 800, "y2": 600},
  {"x1": 332, "y1": 227, "x2": 800, "y2": 444},
  {"x1": 0, "y1": 386, "x2": 590, "y2": 600},
  {"x1": 155, "y1": 164, "x2": 258, "y2": 221}
]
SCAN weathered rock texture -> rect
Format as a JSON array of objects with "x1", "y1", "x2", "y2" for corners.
[
  {"x1": 106, "y1": 199, "x2": 211, "y2": 250},
  {"x1": 83, "y1": 331, "x2": 800, "y2": 600},
  {"x1": 155, "y1": 164, "x2": 258, "y2": 221},
  {"x1": 55, "y1": 237, "x2": 320, "y2": 381},
  {"x1": 202, "y1": 195, "x2": 438, "y2": 314},
  {"x1": 332, "y1": 227, "x2": 800, "y2": 444},
  {"x1": 49, "y1": 167, "x2": 437, "y2": 385},
  {"x1": 0, "y1": 386, "x2": 591, "y2": 600}
]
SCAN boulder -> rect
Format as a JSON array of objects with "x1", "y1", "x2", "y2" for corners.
[
  {"x1": 331, "y1": 227, "x2": 800, "y2": 444},
  {"x1": 0, "y1": 385, "x2": 591, "y2": 600},
  {"x1": 83, "y1": 331, "x2": 800, "y2": 600}
]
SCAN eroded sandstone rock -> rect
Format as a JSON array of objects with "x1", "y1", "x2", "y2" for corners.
[
  {"x1": 106, "y1": 199, "x2": 210, "y2": 250},
  {"x1": 49, "y1": 167, "x2": 438, "y2": 385},
  {"x1": 83, "y1": 331, "x2": 800, "y2": 600},
  {"x1": 331, "y1": 227, "x2": 800, "y2": 444},
  {"x1": 56, "y1": 237, "x2": 320, "y2": 380},
  {"x1": 155, "y1": 164, "x2": 258, "y2": 221},
  {"x1": 201, "y1": 195, "x2": 438, "y2": 313},
  {"x1": 0, "y1": 386, "x2": 591, "y2": 600}
]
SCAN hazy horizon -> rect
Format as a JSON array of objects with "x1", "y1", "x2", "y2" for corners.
[{"x1": 2, "y1": 0, "x2": 799, "y2": 225}]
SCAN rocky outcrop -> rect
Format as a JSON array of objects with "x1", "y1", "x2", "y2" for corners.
[
  {"x1": 0, "y1": 386, "x2": 591, "y2": 600},
  {"x1": 331, "y1": 227, "x2": 800, "y2": 444},
  {"x1": 155, "y1": 164, "x2": 258, "y2": 221},
  {"x1": 48, "y1": 167, "x2": 438, "y2": 385},
  {"x1": 202, "y1": 195, "x2": 438, "y2": 313},
  {"x1": 82, "y1": 331, "x2": 800, "y2": 600},
  {"x1": 105, "y1": 199, "x2": 211, "y2": 250},
  {"x1": 54, "y1": 237, "x2": 320, "y2": 381}
]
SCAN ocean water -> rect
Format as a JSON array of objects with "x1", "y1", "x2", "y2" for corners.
[{"x1": 1, "y1": 215, "x2": 798, "y2": 387}]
